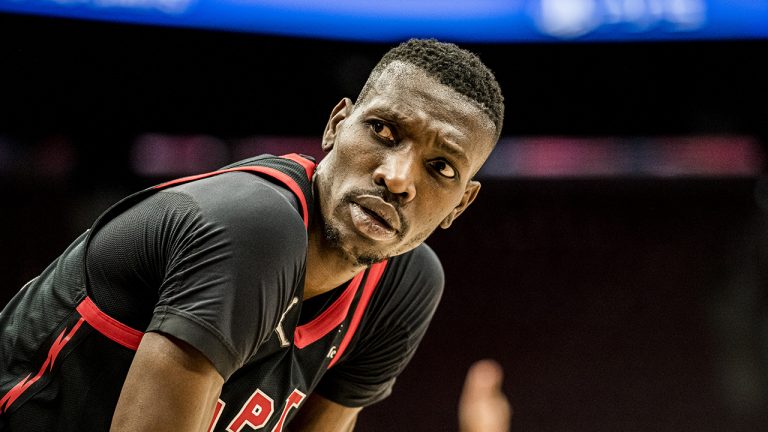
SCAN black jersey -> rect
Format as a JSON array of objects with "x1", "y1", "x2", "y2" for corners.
[{"x1": 0, "y1": 154, "x2": 444, "y2": 431}]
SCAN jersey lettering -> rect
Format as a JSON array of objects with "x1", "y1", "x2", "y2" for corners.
[
  {"x1": 219, "y1": 388, "x2": 306, "y2": 432},
  {"x1": 227, "y1": 390, "x2": 274, "y2": 432},
  {"x1": 270, "y1": 389, "x2": 307, "y2": 432}
]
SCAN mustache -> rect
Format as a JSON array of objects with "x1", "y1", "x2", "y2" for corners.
[{"x1": 341, "y1": 187, "x2": 408, "y2": 233}]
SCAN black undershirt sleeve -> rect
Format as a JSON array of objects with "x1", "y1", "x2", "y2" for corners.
[
  {"x1": 314, "y1": 244, "x2": 444, "y2": 407},
  {"x1": 86, "y1": 172, "x2": 307, "y2": 380}
]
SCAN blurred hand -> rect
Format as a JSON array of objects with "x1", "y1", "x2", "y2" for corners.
[{"x1": 459, "y1": 359, "x2": 512, "y2": 432}]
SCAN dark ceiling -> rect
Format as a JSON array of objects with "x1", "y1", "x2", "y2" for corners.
[{"x1": 1, "y1": 13, "x2": 767, "y2": 141}]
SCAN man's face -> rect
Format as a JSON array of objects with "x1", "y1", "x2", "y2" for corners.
[{"x1": 315, "y1": 61, "x2": 497, "y2": 265}]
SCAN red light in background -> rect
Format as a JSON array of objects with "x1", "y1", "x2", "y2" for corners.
[
  {"x1": 233, "y1": 136, "x2": 323, "y2": 163},
  {"x1": 131, "y1": 134, "x2": 229, "y2": 176},
  {"x1": 480, "y1": 135, "x2": 763, "y2": 178}
]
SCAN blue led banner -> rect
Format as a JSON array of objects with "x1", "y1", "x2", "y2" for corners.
[{"x1": 0, "y1": 0, "x2": 766, "y2": 42}]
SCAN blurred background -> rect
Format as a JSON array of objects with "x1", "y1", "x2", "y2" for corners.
[{"x1": 1, "y1": 1, "x2": 767, "y2": 430}]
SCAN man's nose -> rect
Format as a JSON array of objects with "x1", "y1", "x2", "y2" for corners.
[{"x1": 372, "y1": 151, "x2": 417, "y2": 204}]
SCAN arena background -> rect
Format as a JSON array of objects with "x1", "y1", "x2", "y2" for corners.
[{"x1": 1, "y1": 11, "x2": 767, "y2": 431}]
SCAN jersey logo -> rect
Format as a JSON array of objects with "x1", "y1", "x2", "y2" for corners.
[
  {"x1": 326, "y1": 346, "x2": 337, "y2": 359},
  {"x1": 274, "y1": 297, "x2": 298, "y2": 348}
]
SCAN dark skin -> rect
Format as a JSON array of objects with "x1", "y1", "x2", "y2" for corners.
[
  {"x1": 304, "y1": 60, "x2": 497, "y2": 298},
  {"x1": 110, "y1": 61, "x2": 497, "y2": 431}
]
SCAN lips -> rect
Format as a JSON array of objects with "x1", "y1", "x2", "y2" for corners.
[
  {"x1": 347, "y1": 195, "x2": 401, "y2": 241},
  {"x1": 353, "y1": 195, "x2": 402, "y2": 232}
]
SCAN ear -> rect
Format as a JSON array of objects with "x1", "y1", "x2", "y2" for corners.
[
  {"x1": 322, "y1": 97, "x2": 354, "y2": 152},
  {"x1": 440, "y1": 180, "x2": 481, "y2": 229}
]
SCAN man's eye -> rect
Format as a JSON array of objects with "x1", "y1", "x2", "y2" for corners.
[
  {"x1": 370, "y1": 120, "x2": 395, "y2": 143},
  {"x1": 430, "y1": 160, "x2": 456, "y2": 179}
]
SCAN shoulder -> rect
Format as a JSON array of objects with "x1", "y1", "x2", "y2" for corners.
[
  {"x1": 384, "y1": 243, "x2": 445, "y2": 295},
  {"x1": 370, "y1": 244, "x2": 444, "y2": 322},
  {"x1": 313, "y1": 245, "x2": 444, "y2": 405},
  {"x1": 163, "y1": 171, "x2": 308, "y2": 250},
  {"x1": 396, "y1": 243, "x2": 444, "y2": 278}
]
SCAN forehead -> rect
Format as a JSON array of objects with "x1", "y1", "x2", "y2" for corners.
[{"x1": 360, "y1": 61, "x2": 496, "y2": 144}]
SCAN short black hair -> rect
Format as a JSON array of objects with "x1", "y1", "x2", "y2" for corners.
[{"x1": 357, "y1": 38, "x2": 504, "y2": 137}]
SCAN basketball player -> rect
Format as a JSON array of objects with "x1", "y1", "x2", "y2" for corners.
[{"x1": 0, "y1": 38, "x2": 504, "y2": 431}]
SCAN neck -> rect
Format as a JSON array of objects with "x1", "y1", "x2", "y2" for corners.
[{"x1": 303, "y1": 222, "x2": 366, "y2": 300}]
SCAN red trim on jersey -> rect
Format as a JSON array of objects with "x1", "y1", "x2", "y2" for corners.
[
  {"x1": 152, "y1": 165, "x2": 312, "y2": 229},
  {"x1": 76, "y1": 296, "x2": 144, "y2": 351},
  {"x1": 272, "y1": 389, "x2": 307, "y2": 432},
  {"x1": 244, "y1": 166, "x2": 310, "y2": 228},
  {"x1": 0, "y1": 318, "x2": 85, "y2": 413},
  {"x1": 329, "y1": 260, "x2": 388, "y2": 368},
  {"x1": 293, "y1": 271, "x2": 365, "y2": 349},
  {"x1": 279, "y1": 153, "x2": 316, "y2": 181}
]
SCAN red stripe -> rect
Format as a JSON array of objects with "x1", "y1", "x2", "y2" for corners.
[
  {"x1": 0, "y1": 318, "x2": 85, "y2": 413},
  {"x1": 248, "y1": 167, "x2": 310, "y2": 229},
  {"x1": 279, "y1": 153, "x2": 316, "y2": 180},
  {"x1": 293, "y1": 271, "x2": 365, "y2": 349},
  {"x1": 76, "y1": 296, "x2": 144, "y2": 351},
  {"x1": 329, "y1": 260, "x2": 388, "y2": 368},
  {"x1": 152, "y1": 166, "x2": 311, "y2": 229}
]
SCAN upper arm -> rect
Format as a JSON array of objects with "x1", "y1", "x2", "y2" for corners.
[
  {"x1": 288, "y1": 393, "x2": 362, "y2": 432},
  {"x1": 101, "y1": 173, "x2": 307, "y2": 381},
  {"x1": 147, "y1": 176, "x2": 308, "y2": 379},
  {"x1": 111, "y1": 332, "x2": 224, "y2": 432}
]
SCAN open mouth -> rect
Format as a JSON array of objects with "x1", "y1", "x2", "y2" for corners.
[
  {"x1": 348, "y1": 202, "x2": 398, "y2": 241},
  {"x1": 358, "y1": 205, "x2": 393, "y2": 230}
]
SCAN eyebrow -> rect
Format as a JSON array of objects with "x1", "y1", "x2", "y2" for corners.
[
  {"x1": 368, "y1": 107, "x2": 470, "y2": 167},
  {"x1": 368, "y1": 107, "x2": 411, "y2": 126},
  {"x1": 437, "y1": 140, "x2": 469, "y2": 168}
]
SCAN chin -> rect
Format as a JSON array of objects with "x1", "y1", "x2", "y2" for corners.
[
  {"x1": 322, "y1": 218, "x2": 388, "y2": 266},
  {"x1": 341, "y1": 238, "x2": 391, "y2": 267},
  {"x1": 353, "y1": 253, "x2": 386, "y2": 267}
]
